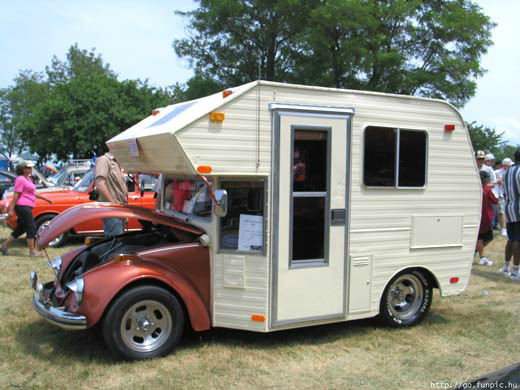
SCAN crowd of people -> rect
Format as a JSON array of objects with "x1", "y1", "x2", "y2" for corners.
[{"x1": 476, "y1": 149, "x2": 520, "y2": 281}]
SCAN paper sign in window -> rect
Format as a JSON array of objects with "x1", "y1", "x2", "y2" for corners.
[{"x1": 238, "y1": 214, "x2": 263, "y2": 251}]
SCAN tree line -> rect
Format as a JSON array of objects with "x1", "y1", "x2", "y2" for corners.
[{"x1": 0, "y1": 0, "x2": 515, "y2": 163}]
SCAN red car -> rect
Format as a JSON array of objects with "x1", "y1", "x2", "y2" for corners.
[
  {"x1": 30, "y1": 177, "x2": 227, "y2": 360},
  {"x1": 0, "y1": 170, "x2": 158, "y2": 246}
]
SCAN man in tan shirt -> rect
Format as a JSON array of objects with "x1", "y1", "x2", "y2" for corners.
[{"x1": 95, "y1": 152, "x2": 128, "y2": 237}]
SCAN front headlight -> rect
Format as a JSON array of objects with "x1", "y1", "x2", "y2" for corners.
[
  {"x1": 66, "y1": 278, "x2": 85, "y2": 306},
  {"x1": 50, "y1": 256, "x2": 62, "y2": 274}
]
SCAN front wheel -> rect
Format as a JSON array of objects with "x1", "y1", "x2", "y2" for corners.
[
  {"x1": 102, "y1": 285, "x2": 184, "y2": 360},
  {"x1": 379, "y1": 269, "x2": 432, "y2": 327},
  {"x1": 36, "y1": 214, "x2": 69, "y2": 247}
]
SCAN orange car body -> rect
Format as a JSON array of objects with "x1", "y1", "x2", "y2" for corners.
[{"x1": 0, "y1": 172, "x2": 156, "y2": 237}]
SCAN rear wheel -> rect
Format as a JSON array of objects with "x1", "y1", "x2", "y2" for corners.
[
  {"x1": 102, "y1": 285, "x2": 184, "y2": 360},
  {"x1": 36, "y1": 214, "x2": 69, "y2": 247},
  {"x1": 379, "y1": 269, "x2": 432, "y2": 327}
]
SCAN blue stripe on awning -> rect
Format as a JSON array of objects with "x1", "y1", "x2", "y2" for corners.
[{"x1": 147, "y1": 101, "x2": 196, "y2": 128}]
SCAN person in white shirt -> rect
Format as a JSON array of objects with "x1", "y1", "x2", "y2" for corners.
[{"x1": 495, "y1": 158, "x2": 513, "y2": 236}]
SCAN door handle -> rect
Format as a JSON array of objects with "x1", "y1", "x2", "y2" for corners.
[{"x1": 130, "y1": 195, "x2": 139, "y2": 200}]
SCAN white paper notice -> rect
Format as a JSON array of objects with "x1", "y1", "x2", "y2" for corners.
[
  {"x1": 128, "y1": 138, "x2": 139, "y2": 157},
  {"x1": 238, "y1": 214, "x2": 263, "y2": 252}
]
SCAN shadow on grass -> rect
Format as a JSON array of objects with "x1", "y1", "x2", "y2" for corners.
[
  {"x1": 471, "y1": 267, "x2": 511, "y2": 283},
  {"x1": 17, "y1": 311, "x2": 452, "y2": 362},
  {"x1": 179, "y1": 318, "x2": 379, "y2": 352},
  {"x1": 15, "y1": 319, "x2": 115, "y2": 364},
  {"x1": 16, "y1": 317, "x2": 380, "y2": 362}
]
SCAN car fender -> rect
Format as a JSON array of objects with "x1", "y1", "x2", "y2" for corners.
[{"x1": 78, "y1": 260, "x2": 211, "y2": 331}]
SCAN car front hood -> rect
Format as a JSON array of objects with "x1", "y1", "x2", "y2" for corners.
[{"x1": 36, "y1": 203, "x2": 204, "y2": 248}]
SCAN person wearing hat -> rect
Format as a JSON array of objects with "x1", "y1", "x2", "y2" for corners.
[
  {"x1": 495, "y1": 157, "x2": 514, "y2": 236},
  {"x1": 0, "y1": 161, "x2": 53, "y2": 257}
]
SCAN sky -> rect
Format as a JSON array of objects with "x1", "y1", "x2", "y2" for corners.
[{"x1": 0, "y1": 0, "x2": 518, "y2": 145}]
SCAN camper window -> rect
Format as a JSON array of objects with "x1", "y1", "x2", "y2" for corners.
[
  {"x1": 291, "y1": 128, "x2": 330, "y2": 265},
  {"x1": 219, "y1": 181, "x2": 265, "y2": 253},
  {"x1": 363, "y1": 126, "x2": 427, "y2": 188}
]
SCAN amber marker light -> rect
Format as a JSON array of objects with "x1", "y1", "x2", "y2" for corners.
[
  {"x1": 444, "y1": 124, "x2": 455, "y2": 132},
  {"x1": 210, "y1": 112, "x2": 225, "y2": 122},
  {"x1": 251, "y1": 314, "x2": 265, "y2": 322},
  {"x1": 450, "y1": 277, "x2": 459, "y2": 284},
  {"x1": 152, "y1": 109, "x2": 160, "y2": 116},
  {"x1": 114, "y1": 254, "x2": 140, "y2": 263},
  {"x1": 222, "y1": 90, "x2": 232, "y2": 98},
  {"x1": 197, "y1": 165, "x2": 213, "y2": 174}
]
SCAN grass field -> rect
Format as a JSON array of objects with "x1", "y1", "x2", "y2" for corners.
[{"x1": 0, "y1": 228, "x2": 519, "y2": 390}]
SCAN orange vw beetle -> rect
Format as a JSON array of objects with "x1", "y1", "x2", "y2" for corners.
[{"x1": 0, "y1": 170, "x2": 158, "y2": 246}]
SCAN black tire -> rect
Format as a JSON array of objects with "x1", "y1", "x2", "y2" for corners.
[
  {"x1": 378, "y1": 269, "x2": 432, "y2": 328},
  {"x1": 36, "y1": 214, "x2": 69, "y2": 247},
  {"x1": 102, "y1": 285, "x2": 184, "y2": 360}
]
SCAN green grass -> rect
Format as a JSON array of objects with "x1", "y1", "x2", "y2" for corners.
[{"x1": 0, "y1": 229, "x2": 519, "y2": 389}]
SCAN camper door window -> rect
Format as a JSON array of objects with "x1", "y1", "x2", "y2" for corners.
[
  {"x1": 219, "y1": 181, "x2": 265, "y2": 253},
  {"x1": 162, "y1": 177, "x2": 212, "y2": 218},
  {"x1": 363, "y1": 126, "x2": 427, "y2": 188}
]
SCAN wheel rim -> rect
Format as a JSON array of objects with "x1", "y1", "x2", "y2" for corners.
[
  {"x1": 120, "y1": 299, "x2": 173, "y2": 353},
  {"x1": 40, "y1": 220, "x2": 63, "y2": 247},
  {"x1": 387, "y1": 274, "x2": 424, "y2": 320}
]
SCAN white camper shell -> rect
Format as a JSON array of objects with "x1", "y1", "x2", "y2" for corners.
[{"x1": 108, "y1": 81, "x2": 481, "y2": 331}]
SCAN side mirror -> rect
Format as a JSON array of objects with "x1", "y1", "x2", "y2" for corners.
[
  {"x1": 139, "y1": 177, "x2": 145, "y2": 197},
  {"x1": 213, "y1": 189, "x2": 228, "y2": 217}
]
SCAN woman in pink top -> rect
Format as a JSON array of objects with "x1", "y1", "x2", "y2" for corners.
[{"x1": 0, "y1": 161, "x2": 52, "y2": 257}]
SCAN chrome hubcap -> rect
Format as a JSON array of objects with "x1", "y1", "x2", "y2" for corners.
[
  {"x1": 120, "y1": 300, "x2": 172, "y2": 353},
  {"x1": 388, "y1": 274, "x2": 424, "y2": 320},
  {"x1": 40, "y1": 221, "x2": 63, "y2": 247}
]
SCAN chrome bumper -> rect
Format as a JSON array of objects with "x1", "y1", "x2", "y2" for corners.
[{"x1": 31, "y1": 272, "x2": 87, "y2": 330}]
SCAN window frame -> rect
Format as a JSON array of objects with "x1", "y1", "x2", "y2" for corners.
[
  {"x1": 362, "y1": 125, "x2": 429, "y2": 190},
  {"x1": 217, "y1": 178, "x2": 268, "y2": 255},
  {"x1": 289, "y1": 125, "x2": 331, "y2": 269}
]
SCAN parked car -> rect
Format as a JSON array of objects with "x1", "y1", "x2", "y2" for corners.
[
  {"x1": 31, "y1": 177, "x2": 220, "y2": 359},
  {"x1": 0, "y1": 170, "x2": 158, "y2": 246},
  {"x1": 47, "y1": 160, "x2": 92, "y2": 187},
  {"x1": 0, "y1": 170, "x2": 16, "y2": 199}
]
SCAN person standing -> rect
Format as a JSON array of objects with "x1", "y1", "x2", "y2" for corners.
[
  {"x1": 0, "y1": 161, "x2": 53, "y2": 257},
  {"x1": 476, "y1": 171, "x2": 497, "y2": 266},
  {"x1": 94, "y1": 152, "x2": 128, "y2": 237},
  {"x1": 502, "y1": 151, "x2": 520, "y2": 280},
  {"x1": 495, "y1": 158, "x2": 513, "y2": 236},
  {"x1": 476, "y1": 151, "x2": 495, "y2": 182}
]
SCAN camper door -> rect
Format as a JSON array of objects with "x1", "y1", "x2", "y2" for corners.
[{"x1": 271, "y1": 105, "x2": 352, "y2": 327}]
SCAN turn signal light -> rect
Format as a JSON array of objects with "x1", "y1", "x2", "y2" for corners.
[
  {"x1": 444, "y1": 124, "x2": 455, "y2": 132},
  {"x1": 450, "y1": 277, "x2": 459, "y2": 284},
  {"x1": 114, "y1": 254, "x2": 140, "y2": 263},
  {"x1": 152, "y1": 109, "x2": 160, "y2": 116},
  {"x1": 210, "y1": 112, "x2": 225, "y2": 122},
  {"x1": 251, "y1": 314, "x2": 265, "y2": 322},
  {"x1": 197, "y1": 165, "x2": 212, "y2": 174},
  {"x1": 222, "y1": 90, "x2": 232, "y2": 98}
]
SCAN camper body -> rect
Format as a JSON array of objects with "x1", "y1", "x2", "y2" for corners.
[{"x1": 31, "y1": 81, "x2": 481, "y2": 359}]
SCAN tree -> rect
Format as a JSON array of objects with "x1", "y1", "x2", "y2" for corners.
[
  {"x1": 0, "y1": 71, "x2": 48, "y2": 160},
  {"x1": 174, "y1": 0, "x2": 495, "y2": 107},
  {"x1": 466, "y1": 121, "x2": 504, "y2": 156},
  {"x1": 174, "y1": 0, "x2": 318, "y2": 86},
  {"x1": 11, "y1": 45, "x2": 174, "y2": 160}
]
